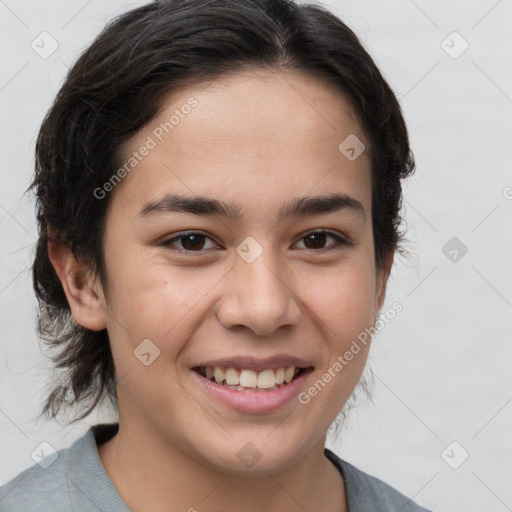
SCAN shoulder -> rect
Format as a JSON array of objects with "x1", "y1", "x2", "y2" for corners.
[
  {"x1": 0, "y1": 423, "x2": 125, "y2": 512},
  {"x1": 0, "y1": 443, "x2": 73, "y2": 511},
  {"x1": 324, "y1": 448, "x2": 433, "y2": 512}
]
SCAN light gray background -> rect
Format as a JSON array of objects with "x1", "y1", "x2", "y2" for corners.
[{"x1": 1, "y1": 1, "x2": 511, "y2": 511}]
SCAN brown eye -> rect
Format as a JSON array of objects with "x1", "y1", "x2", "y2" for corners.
[
  {"x1": 180, "y1": 234, "x2": 206, "y2": 250},
  {"x1": 163, "y1": 232, "x2": 217, "y2": 252},
  {"x1": 295, "y1": 231, "x2": 350, "y2": 252},
  {"x1": 303, "y1": 232, "x2": 328, "y2": 249}
]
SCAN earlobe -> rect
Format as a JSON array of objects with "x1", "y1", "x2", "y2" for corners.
[
  {"x1": 375, "y1": 251, "x2": 394, "y2": 317},
  {"x1": 48, "y1": 239, "x2": 108, "y2": 331}
]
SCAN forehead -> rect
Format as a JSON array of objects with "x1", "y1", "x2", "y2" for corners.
[{"x1": 110, "y1": 68, "x2": 371, "y2": 220}]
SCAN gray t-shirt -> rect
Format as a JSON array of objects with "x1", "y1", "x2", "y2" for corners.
[{"x1": 0, "y1": 423, "x2": 432, "y2": 511}]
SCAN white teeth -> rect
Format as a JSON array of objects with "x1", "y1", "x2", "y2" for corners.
[
  {"x1": 225, "y1": 367, "x2": 240, "y2": 386},
  {"x1": 257, "y1": 369, "x2": 276, "y2": 388},
  {"x1": 284, "y1": 366, "x2": 295, "y2": 383},
  {"x1": 237, "y1": 385, "x2": 259, "y2": 392},
  {"x1": 214, "y1": 367, "x2": 225, "y2": 384},
  {"x1": 239, "y1": 369, "x2": 258, "y2": 387},
  {"x1": 201, "y1": 365, "x2": 304, "y2": 390}
]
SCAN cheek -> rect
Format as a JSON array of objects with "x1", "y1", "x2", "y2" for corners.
[
  {"x1": 295, "y1": 264, "x2": 375, "y2": 425},
  {"x1": 299, "y1": 259, "x2": 377, "y2": 338},
  {"x1": 103, "y1": 253, "x2": 225, "y2": 356}
]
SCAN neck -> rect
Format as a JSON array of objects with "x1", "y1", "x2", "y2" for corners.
[{"x1": 97, "y1": 421, "x2": 347, "y2": 512}]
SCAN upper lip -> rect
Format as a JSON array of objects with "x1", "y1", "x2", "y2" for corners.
[{"x1": 193, "y1": 355, "x2": 314, "y2": 372}]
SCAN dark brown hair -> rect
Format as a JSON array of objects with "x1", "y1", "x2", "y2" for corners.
[{"x1": 31, "y1": 0, "x2": 415, "y2": 424}]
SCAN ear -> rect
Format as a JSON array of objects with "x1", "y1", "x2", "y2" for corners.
[
  {"x1": 48, "y1": 239, "x2": 108, "y2": 331},
  {"x1": 374, "y1": 251, "x2": 394, "y2": 318}
]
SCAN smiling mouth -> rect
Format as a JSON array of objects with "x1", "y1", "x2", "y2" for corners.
[{"x1": 193, "y1": 365, "x2": 311, "y2": 392}]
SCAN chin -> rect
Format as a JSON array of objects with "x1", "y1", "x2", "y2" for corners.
[{"x1": 194, "y1": 430, "x2": 313, "y2": 475}]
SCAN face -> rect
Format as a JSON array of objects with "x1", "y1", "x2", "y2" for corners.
[{"x1": 94, "y1": 68, "x2": 389, "y2": 473}]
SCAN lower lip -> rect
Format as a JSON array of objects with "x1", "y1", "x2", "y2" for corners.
[{"x1": 192, "y1": 368, "x2": 313, "y2": 414}]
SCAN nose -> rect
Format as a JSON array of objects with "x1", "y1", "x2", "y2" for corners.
[{"x1": 216, "y1": 251, "x2": 302, "y2": 336}]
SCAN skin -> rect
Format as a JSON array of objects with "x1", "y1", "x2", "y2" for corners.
[{"x1": 49, "y1": 68, "x2": 393, "y2": 512}]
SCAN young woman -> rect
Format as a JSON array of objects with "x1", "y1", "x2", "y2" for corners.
[{"x1": 0, "y1": 0, "x2": 431, "y2": 510}]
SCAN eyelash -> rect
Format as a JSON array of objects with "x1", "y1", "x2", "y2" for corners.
[{"x1": 161, "y1": 230, "x2": 352, "y2": 255}]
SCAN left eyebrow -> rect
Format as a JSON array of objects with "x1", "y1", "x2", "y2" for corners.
[{"x1": 138, "y1": 193, "x2": 365, "y2": 222}]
